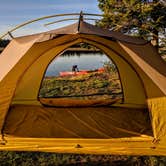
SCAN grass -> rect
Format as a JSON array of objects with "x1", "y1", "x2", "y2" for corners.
[
  {"x1": 0, "y1": 151, "x2": 166, "y2": 166},
  {"x1": 39, "y1": 70, "x2": 123, "y2": 101}
]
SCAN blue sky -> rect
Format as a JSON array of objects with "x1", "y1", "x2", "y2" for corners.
[{"x1": 0, "y1": 0, "x2": 101, "y2": 38}]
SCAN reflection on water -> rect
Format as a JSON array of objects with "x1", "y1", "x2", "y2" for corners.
[{"x1": 45, "y1": 52, "x2": 112, "y2": 76}]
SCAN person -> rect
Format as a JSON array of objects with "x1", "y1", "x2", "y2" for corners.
[{"x1": 72, "y1": 65, "x2": 79, "y2": 74}]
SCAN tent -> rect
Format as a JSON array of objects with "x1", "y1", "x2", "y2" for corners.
[{"x1": 0, "y1": 18, "x2": 166, "y2": 155}]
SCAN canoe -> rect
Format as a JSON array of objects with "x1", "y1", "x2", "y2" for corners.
[
  {"x1": 60, "y1": 70, "x2": 88, "y2": 76},
  {"x1": 60, "y1": 68, "x2": 105, "y2": 77}
]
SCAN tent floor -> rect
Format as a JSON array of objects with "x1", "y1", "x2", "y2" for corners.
[{"x1": 3, "y1": 105, "x2": 153, "y2": 138}]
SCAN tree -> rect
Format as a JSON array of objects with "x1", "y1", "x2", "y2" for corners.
[
  {"x1": 97, "y1": 0, "x2": 166, "y2": 49},
  {"x1": 0, "y1": 39, "x2": 10, "y2": 53},
  {"x1": 0, "y1": 39, "x2": 10, "y2": 48}
]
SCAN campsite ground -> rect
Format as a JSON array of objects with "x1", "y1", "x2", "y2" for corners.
[{"x1": 0, "y1": 151, "x2": 166, "y2": 165}]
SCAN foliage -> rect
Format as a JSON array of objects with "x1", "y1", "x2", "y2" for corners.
[
  {"x1": 103, "y1": 61, "x2": 117, "y2": 73},
  {"x1": 97, "y1": 0, "x2": 166, "y2": 48},
  {"x1": 0, "y1": 39, "x2": 10, "y2": 48},
  {"x1": 70, "y1": 43, "x2": 98, "y2": 50},
  {"x1": 0, "y1": 152, "x2": 166, "y2": 165}
]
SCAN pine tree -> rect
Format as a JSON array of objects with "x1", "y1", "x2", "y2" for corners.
[{"x1": 97, "y1": 0, "x2": 166, "y2": 49}]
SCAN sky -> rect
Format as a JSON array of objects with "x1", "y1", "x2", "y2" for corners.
[{"x1": 0, "y1": 0, "x2": 101, "y2": 38}]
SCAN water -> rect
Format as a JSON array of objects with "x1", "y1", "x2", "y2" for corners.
[{"x1": 45, "y1": 52, "x2": 112, "y2": 76}]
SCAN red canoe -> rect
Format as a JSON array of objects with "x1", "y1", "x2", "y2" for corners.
[
  {"x1": 60, "y1": 70, "x2": 88, "y2": 76},
  {"x1": 60, "y1": 68, "x2": 105, "y2": 77}
]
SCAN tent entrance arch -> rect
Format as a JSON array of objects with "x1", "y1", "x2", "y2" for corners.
[
  {"x1": 12, "y1": 35, "x2": 147, "y2": 108},
  {"x1": 38, "y1": 42, "x2": 124, "y2": 107}
]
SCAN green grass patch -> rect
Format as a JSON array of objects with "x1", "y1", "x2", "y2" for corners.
[{"x1": 39, "y1": 71, "x2": 123, "y2": 100}]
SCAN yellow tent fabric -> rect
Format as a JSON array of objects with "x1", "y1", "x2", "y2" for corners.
[
  {"x1": 0, "y1": 20, "x2": 166, "y2": 155},
  {"x1": 4, "y1": 105, "x2": 152, "y2": 138}
]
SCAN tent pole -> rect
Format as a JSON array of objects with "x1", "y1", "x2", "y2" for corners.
[
  {"x1": 44, "y1": 18, "x2": 99, "y2": 26},
  {"x1": 0, "y1": 13, "x2": 103, "y2": 39}
]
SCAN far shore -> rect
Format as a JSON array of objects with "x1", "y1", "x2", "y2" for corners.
[{"x1": 65, "y1": 47, "x2": 102, "y2": 53}]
